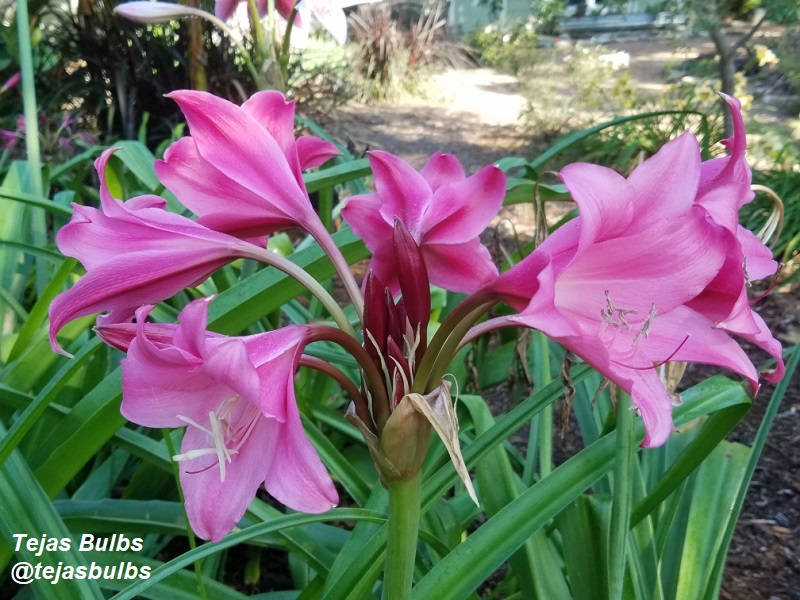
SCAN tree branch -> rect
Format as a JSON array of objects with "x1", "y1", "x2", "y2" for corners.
[{"x1": 733, "y1": 13, "x2": 768, "y2": 52}]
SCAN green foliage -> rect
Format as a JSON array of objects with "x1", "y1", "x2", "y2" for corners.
[
  {"x1": 531, "y1": 0, "x2": 567, "y2": 35},
  {"x1": 745, "y1": 169, "x2": 800, "y2": 281},
  {"x1": 777, "y1": 27, "x2": 800, "y2": 101},
  {"x1": 287, "y1": 37, "x2": 353, "y2": 117},
  {"x1": 39, "y1": 0, "x2": 253, "y2": 144},
  {"x1": 347, "y1": 1, "x2": 470, "y2": 101},
  {"x1": 1, "y1": 19, "x2": 796, "y2": 597},
  {"x1": 466, "y1": 20, "x2": 540, "y2": 76}
]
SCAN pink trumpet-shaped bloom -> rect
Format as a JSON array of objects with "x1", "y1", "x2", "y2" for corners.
[
  {"x1": 48, "y1": 148, "x2": 256, "y2": 353},
  {"x1": 487, "y1": 95, "x2": 783, "y2": 447},
  {"x1": 342, "y1": 151, "x2": 506, "y2": 296},
  {"x1": 97, "y1": 299, "x2": 337, "y2": 541},
  {"x1": 155, "y1": 90, "x2": 339, "y2": 241}
]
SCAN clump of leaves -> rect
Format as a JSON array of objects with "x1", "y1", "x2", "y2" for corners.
[
  {"x1": 466, "y1": 19, "x2": 540, "y2": 76},
  {"x1": 41, "y1": 0, "x2": 255, "y2": 146},
  {"x1": 287, "y1": 37, "x2": 354, "y2": 118},
  {"x1": 347, "y1": 0, "x2": 471, "y2": 101}
]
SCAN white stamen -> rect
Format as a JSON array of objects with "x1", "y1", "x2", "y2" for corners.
[
  {"x1": 173, "y1": 398, "x2": 257, "y2": 484},
  {"x1": 403, "y1": 322, "x2": 422, "y2": 378}
]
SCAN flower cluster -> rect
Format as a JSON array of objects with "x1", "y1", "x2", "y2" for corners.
[{"x1": 50, "y1": 90, "x2": 783, "y2": 541}]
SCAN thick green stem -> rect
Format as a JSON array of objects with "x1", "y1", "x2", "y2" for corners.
[
  {"x1": 608, "y1": 391, "x2": 634, "y2": 600},
  {"x1": 16, "y1": 0, "x2": 42, "y2": 199},
  {"x1": 382, "y1": 472, "x2": 422, "y2": 600}
]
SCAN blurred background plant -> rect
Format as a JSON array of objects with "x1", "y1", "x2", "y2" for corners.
[
  {"x1": 466, "y1": 18, "x2": 540, "y2": 75},
  {"x1": 347, "y1": 0, "x2": 472, "y2": 101}
]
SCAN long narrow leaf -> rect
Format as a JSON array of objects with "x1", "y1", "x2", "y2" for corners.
[
  {"x1": 0, "y1": 424, "x2": 104, "y2": 598},
  {"x1": 410, "y1": 378, "x2": 750, "y2": 599},
  {"x1": 110, "y1": 509, "x2": 387, "y2": 600}
]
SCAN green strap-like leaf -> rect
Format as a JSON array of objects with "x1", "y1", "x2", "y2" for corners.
[
  {"x1": 110, "y1": 509, "x2": 386, "y2": 600},
  {"x1": 0, "y1": 422, "x2": 104, "y2": 598},
  {"x1": 8, "y1": 258, "x2": 78, "y2": 362},
  {"x1": 410, "y1": 377, "x2": 749, "y2": 600}
]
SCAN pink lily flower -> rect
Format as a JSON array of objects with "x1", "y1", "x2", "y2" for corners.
[
  {"x1": 97, "y1": 299, "x2": 338, "y2": 541},
  {"x1": 48, "y1": 148, "x2": 257, "y2": 353},
  {"x1": 155, "y1": 90, "x2": 339, "y2": 241},
  {"x1": 487, "y1": 96, "x2": 783, "y2": 447},
  {"x1": 342, "y1": 151, "x2": 506, "y2": 295}
]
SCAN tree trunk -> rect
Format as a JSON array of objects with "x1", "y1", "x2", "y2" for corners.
[
  {"x1": 709, "y1": 23, "x2": 736, "y2": 138},
  {"x1": 181, "y1": 0, "x2": 208, "y2": 91}
]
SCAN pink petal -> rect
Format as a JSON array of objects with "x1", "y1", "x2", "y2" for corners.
[
  {"x1": 695, "y1": 182, "x2": 749, "y2": 232},
  {"x1": 634, "y1": 305, "x2": 760, "y2": 389},
  {"x1": 241, "y1": 91, "x2": 300, "y2": 178},
  {"x1": 699, "y1": 96, "x2": 751, "y2": 201},
  {"x1": 245, "y1": 326, "x2": 309, "y2": 421},
  {"x1": 115, "y1": 1, "x2": 203, "y2": 23},
  {"x1": 422, "y1": 240, "x2": 498, "y2": 294},
  {"x1": 214, "y1": 0, "x2": 239, "y2": 20},
  {"x1": 121, "y1": 324, "x2": 225, "y2": 428},
  {"x1": 180, "y1": 418, "x2": 275, "y2": 541},
  {"x1": 202, "y1": 338, "x2": 265, "y2": 416},
  {"x1": 341, "y1": 192, "x2": 393, "y2": 251},
  {"x1": 559, "y1": 163, "x2": 633, "y2": 253},
  {"x1": 49, "y1": 250, "x2": 234, "y2": 353},
  {"x1": 557, "y1": 208, "x2": 726, "y2": 321},
  {"x1": 738, "y1": 225, "x2": 777, "y2": 281},
  {"x1": 420, "y1": 152, "x2": 465, "y2": 191},
  {"x1": 155, "y1": 138, "x2": 294, "y2": 237},
  {"x1": 626, "y1": 133, "x2": 700, "y2": 228},
  {"x1": 539, "y1": 330, "x2": 676, "y2": 448},
  {"x1": 422, "y1": 164, "x2": 506, "y2": 244},
  {"x1": 736, "y1": 310, "x2": 785, "y2": 383},
  {"x1": 275, "y1": 0, "x2": 296, "y2": 19},
  {"x1": 487, "y1": 220, "x2": 580, "y2": 311},
  {"x1": 264, "y1": 391, "x2": 338, "y2": 513},
  {"x1": 369, "y1": 150, "x2": 432, "y2": 238},
  {"x1": 296, "y1": 135, "x2": 341, "y2": 169},
  {"x1": 508, "y1": 258, "x2": 579, "y2": 339},
  {"x1": 167, "y1": 91, "x2": 314, "y2": 226},
  {"x1": 629, "y1": 369, "x2": 675, "y2": 448}
]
